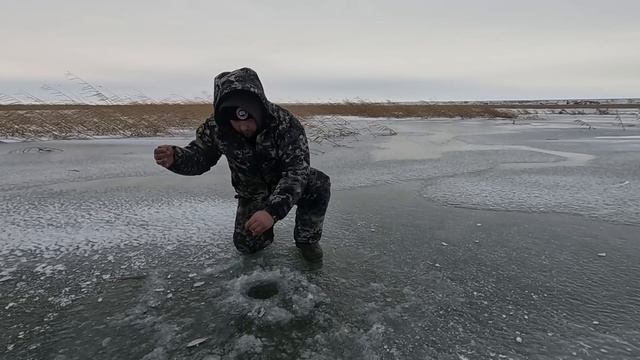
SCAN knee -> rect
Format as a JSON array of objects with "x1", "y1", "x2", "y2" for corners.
[
  {"x1": 316, "y1": 169, "x2": 330, "y2": 186},
  {"x1": 308, "y1": 169, "x2": 331, "y2": 195},
  {"x1": 233, "y1": 230, "x2": 274, "y2": 254},
  {"x1": 233, "y1": 234, "x2": 254, "y2": 254}
]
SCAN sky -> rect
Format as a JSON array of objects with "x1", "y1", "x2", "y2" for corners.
[{"x1": 1, "y1": 0, "x2": 639, "y2": 102}]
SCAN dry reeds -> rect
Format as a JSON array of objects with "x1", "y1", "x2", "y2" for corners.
[
  {"x1": 0, "y1": 104, "x2": 210, "y2": 140},
  {"x1": 284, "y1": 102, "x2": 514, "y2": 119},
  {"x1": 0, "y1": 102, "x2": 512, "y2": 140}
]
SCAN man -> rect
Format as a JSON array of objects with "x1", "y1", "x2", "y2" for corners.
[{"x1": 154, "y1": 67, "x2": 330, "y2": 262}]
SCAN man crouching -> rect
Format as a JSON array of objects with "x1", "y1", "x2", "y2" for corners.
[{"x1": 154, "y1": 67, "x2": 330, "y2": 262}]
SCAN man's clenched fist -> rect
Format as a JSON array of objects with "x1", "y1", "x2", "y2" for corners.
[{"x1": 154, "y1": 145, "x2": 175, "y2": 169}]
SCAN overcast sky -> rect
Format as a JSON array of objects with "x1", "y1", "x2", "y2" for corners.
[{"x1": 1, "y1": 0, "x2": 639, "y2": 102}]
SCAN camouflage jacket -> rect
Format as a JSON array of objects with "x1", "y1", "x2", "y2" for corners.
[{"x1": 169, "y1": 68, "x2": 310, "y2": 221}]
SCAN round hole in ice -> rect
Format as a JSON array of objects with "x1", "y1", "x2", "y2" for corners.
[{"x1": 247, "y1": 281, "x2": 279, "y2": 300}]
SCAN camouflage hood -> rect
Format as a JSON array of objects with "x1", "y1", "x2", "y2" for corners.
[{"x1": 213, "y1": 68, "x2": 273, "y2": 125}]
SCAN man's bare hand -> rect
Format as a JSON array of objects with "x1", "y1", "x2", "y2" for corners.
[
  {"x1": 245, "y1": 210, "x2": 275, "y2": 237},
  {"x1": 154, "y1": 145, "x2": 175, "y2": 169}
]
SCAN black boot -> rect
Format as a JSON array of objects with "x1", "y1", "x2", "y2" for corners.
[{"x1": 297, "y1": 243, "x2": 323, "y2": 262}]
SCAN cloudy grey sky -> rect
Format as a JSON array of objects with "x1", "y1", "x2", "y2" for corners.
[{"x1": 1, "y1": 0, "x2": 639, "y2": 102}]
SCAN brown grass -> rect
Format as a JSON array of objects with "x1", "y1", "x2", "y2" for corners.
[
  {"x1": 0, "y1": 102, "x2": 513, "y2": 140},
  {"x1": 284, "y1": 102, "x2": 514, "y2": 119},
  {"x1": 0, "y1": 104, "x2": 210, "y2": 139}
]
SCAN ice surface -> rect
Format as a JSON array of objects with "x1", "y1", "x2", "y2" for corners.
[
  {"x1": 230, "y1": 335, "x2": 263, "y2": 356},
  {"x1": 1, "y1": 115, "x2": 639, "y2": 359}
]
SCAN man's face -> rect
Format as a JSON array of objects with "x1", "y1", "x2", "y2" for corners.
[{"x1": 230, "y1": 118, "x2": 258, "y2": 138}]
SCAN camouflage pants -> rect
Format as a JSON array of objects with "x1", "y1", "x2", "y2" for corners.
[{"x1": 233, "y1": 168, "x2": 331, "y2": 254}]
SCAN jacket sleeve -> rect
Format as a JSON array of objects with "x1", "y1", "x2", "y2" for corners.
[
  {"x1": 264, "y1": 116, "x2": 310, "y2": 220},
  {"x1": 168, "y1": 116, "x2": 222, "y2": 176}
]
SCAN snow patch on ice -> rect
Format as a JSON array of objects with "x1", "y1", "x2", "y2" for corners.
[{"x1": 0, "y1": 195, "x2": 236, "y2": 255}]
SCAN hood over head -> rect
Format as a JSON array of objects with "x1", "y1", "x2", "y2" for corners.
[{"x1": 213, "y1": 68, "x2": 272, "y2": 126}]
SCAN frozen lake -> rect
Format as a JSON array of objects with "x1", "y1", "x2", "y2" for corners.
[{"x1": 1, "y1": 116, "x2": 640, "y2": 359}]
